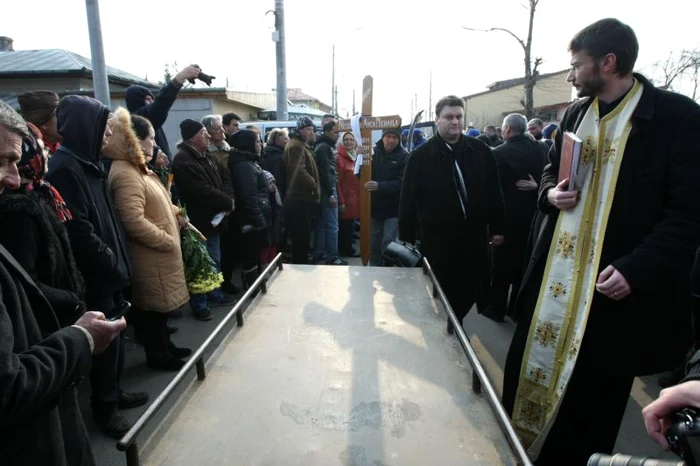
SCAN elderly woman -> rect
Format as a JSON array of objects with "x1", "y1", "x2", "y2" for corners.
[
  {"x1": 0, "y1": 123, "x2": 85, "y2": 326},
  {"x1": 336, "y1": 132, "x2": 361, "y2": 257},
  {"x1": 103, "y1": 110, "x2": 190, "y2": 372}
]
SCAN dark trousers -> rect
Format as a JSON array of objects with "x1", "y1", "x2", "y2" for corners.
[
  {"x1": 431, "y1": 255, "x2": 475, "y2": 328},
  {"x1": 489, "y1": 269, "x2": 521, "y2": 319},
  {"x1": 220, "y1": 226, "x2": 236, "y2": 289},
  {"x1": 503, "y1": 308, "x2": 634, "y2": 465},
  {"x1": 132, "y1": 310, "x2": 171, "y2": 360},
  {"x1": 284, "y1": 200, "x2": 315, "y2": 264},
  {"x1": 338, "y1": 218, "x2": 355, "y2": 256},
  {"x1": 88, "y1": 291, "x2": 124, "y2": 416},
  {"x1": 240, "y1": 230, "x2": 265, "y2": 288}
]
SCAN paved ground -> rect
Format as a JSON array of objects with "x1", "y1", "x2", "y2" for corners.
[{"x1": 87, "y1": 257, "x2": 680, "y2": 465}]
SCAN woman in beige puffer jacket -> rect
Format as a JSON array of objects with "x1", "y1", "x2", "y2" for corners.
[{"x1": 103, "y1": 108, "x2": 190, "y2": 371}]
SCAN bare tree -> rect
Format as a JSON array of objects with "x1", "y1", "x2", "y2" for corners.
[
  {"x1": 464, "y1": 0, "x2": 542, "y2": 118},
  {"x1": 652, "y1": 48, "x2": 700, "y2": 101}
]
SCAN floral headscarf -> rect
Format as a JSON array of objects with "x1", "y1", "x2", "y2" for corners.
[{"x1": 19, "y1": 123, "x2": 73, "y2": 222}]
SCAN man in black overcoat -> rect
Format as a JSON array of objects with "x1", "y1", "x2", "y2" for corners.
[
  {"x1": 484, "y1": 113, "x2": 547, "y2": 322},
  {"x1": 399, "y1": 95, "x2": 506, "y2": 333},
  {"x1": 502, "y1": 19, "x2": 700, "y2": 465}
]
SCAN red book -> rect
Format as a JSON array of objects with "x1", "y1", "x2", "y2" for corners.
[{"x1": 558, "y1": 131, "x2": 583, "y2": 191}]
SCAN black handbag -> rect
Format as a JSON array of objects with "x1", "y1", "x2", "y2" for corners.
[{"x1": 382, "y1": 241, "x2": 423, "y2": 267}]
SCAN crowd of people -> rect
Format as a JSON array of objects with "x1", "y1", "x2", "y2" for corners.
[{"x1": 1, "y1": 16, "x2": 700, "y2": 466}]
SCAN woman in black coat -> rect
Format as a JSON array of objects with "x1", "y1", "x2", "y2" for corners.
[
  {"x1": 228, "y1": 130, "x2": 271, "y2": 288},
  {"x1": 0, "y1": 123, "x2": 85, "y2": 327}
]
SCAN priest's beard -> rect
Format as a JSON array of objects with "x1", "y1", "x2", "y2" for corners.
[{"x1": 575, "y1": 65, "x2": 605, "y2": 98}]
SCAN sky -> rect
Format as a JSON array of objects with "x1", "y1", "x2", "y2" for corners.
[{"x1": 2, "y1": 0, "x2": 699, "y2": 123}]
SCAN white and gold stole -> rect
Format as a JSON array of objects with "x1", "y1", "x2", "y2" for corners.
[{"x1": 511, "y1": 80, "x2": 643, "y2": 458}]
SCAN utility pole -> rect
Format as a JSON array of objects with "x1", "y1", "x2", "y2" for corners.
[
  {"x1": 85, "y1": 0, "x2": 111, "y2": 107},
  {"x1": 334, "y1": 85, "x2": 338, "y2": 116},
  {"x1": 428, "y1": 70, "x2": 433, "y2": 120},
  {"x1": 352, "y1": 89, "x2": 356, "y2": 115},
  {"x1": 273, "y1": 0, "x2": 288, "y2": 120},
  {"x1": 331, "y1": 44, "x2": 336, "y2": 114}
]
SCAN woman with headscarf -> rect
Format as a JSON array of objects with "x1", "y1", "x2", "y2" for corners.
[
  {"x1": 0, "y1": 123, "x2": 85, "y2": 326},
  {"x1": 103, "y1": 110, "x2": 191, "y2": 372},
  {"x1": 336, "y1": 132, "x2": 361, "y2": 257},
  {"x1": 229, "y1": 129, "x2": 270, "y2": 288}
]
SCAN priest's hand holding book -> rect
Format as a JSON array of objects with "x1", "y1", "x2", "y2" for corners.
[{"x1": 547, "y1": 178, "x2": 580, "y2": 210}]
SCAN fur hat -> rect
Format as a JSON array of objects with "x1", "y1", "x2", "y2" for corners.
[
  {"x1": 180, "y1": 119, "x2": 204, "y2": 140},
  {"x1": 17, "y1": 91, "x2": 60, "y2": 126}
]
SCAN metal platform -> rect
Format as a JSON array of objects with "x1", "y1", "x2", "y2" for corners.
[{"x1": 127, "y1": 263, "x2": 522, "y2": 465}]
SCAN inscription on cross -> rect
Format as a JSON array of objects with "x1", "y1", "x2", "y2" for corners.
[{"x1": 338, "y1": 75, "x2": 402, "y2": 266}]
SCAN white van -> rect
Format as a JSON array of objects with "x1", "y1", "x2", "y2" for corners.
[{"x1": 240, "y1": 119, "x2": 322, "y2": 142}]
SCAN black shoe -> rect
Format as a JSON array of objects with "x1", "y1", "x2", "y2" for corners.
[
  {"x1": 147, "y1": 355, "x2": 186, "y2": 372},
  {"x1": 327, "y1": 258, "x2": 348, "y2": 266},
  {"x1": 168, "y1": 344, "x2": 193, "y2": 359},
  {"x1": 167, "y1": 321, "x2": 179, "y2": 334},
  {"x1": 193, "y1": 308, "x2": 213, "y2": 321},
  {"x1": 95, "y1": 411, "x2": 131, "y2": 438},
  {"x1": 210, "y1": 294, "x2": 236, "y2": 306},
  {"x1": 118, "y1": 391, "x2": 149, "y2": 410},
  {"x1": 221, "y1": 282, "x2": 242, "y2": 296}
]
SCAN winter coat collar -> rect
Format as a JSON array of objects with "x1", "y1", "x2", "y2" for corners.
[
  {"x1": 316, "y1": 134, "x2": 337, "y2": 148},
  {"x1": 289, "y1": 133, "x2": 312, "y2": 149},
  {"x1": 177, "y1": 141, "x2": 208, "y2": 160},
  {"x1": 209, "y1": 140, "x2": 231, "y2": 153},
  {"x1": 230, "y1": 150, "x2": 260, "y2": 165},
  {"x1": 102, "y1": 108, "x2": 148, "y2": 173},
  {"x1": 374, "y1": 138, "x2": 408, "y2": 157}
]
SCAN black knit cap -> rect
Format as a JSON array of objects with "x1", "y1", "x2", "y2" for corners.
[
  {"x1": 382, "y1": 127, "x2": 401, "y2": 139},
  {"x1": 180, "y1": 119, "x2": 204, "y2": 140}
]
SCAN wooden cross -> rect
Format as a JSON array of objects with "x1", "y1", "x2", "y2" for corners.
[{"x1": 338, "y1": 75, "x2": 402, "y2": 266}]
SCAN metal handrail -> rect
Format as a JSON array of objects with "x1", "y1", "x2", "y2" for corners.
[
  {"x1": 422, "y1": 258, "x2": 533, "y2": 466},
  {"x1": 116, "y1": 254, "x2": 284, "y2": 463}
]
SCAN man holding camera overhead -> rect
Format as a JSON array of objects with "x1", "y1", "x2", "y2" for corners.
[{"x1": 125, "y1": 64, "x2": 203, "y2": 161}]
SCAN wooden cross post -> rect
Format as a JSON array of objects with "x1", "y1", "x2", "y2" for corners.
[{"x1": 338, "y1": 75, "x2": 402, "y2": 266}]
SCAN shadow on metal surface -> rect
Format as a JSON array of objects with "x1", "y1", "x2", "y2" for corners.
[{"x1": 421, "y1": 258, "x2": 533, "y2": 466}]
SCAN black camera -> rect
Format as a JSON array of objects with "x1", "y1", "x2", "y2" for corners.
[
  {"x1": 187, "y1": 66, "x2": 215, "y2": 86},
  {"x1": 667, "y1": 407, "x2": 700, "y2": 466}
]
